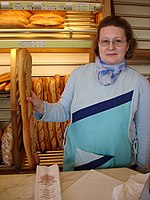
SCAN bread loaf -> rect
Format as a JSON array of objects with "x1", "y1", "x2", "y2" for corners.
[
  {"x1": 54, "y1": 75, "x2": 64, "y2": 148},
  {"x1": 1, "y1": 123, "x2": 14, "y2": 167},
  {"x1": 0, "y1": 16, "x2": 27, "y2": 29},
  {"x1": 0, "y1": 72, "x2": 10, "y2": 83},
  {"x1": 34, "y1": 78, "x2": 45, "y2": 152},
  {"x1": 31, "y1": 10, "x2": 66, "y2": 17},
  {"x1": 0, "y1": 10, "x2": 32, "y2": 18},
  {"x1": 4, "y1": 82, "x2": 11, "y2": 91},
  {"x1": 26, "y1": 23, "x2": 64, "y2": 29},
  {"x1": 0, "y1": 10, "x2": 31, "y2": 28},
  {"x1": 0, "y1": 126, "x2": 2, "y2": 162},
  {"x1": 55, "y1": 74, "x2": 61, "y2": 100},
  {"x1": 0, "y1": 126, "x2": 2, "y2": 147},
  {"x1": 43, "y1": 77, "x2": 55, "y2": 150},
  {"x1": 42, "y1": 78, "x2": 51, "y2": 151},
  {"x1": 32, "y1": 78, "x2": 40, "y2": 151},
  {"x1": 29, "y1": 13, "x2": 65, "y2": 26},
  {"x1": 0, "y1": 82, "x2": 8, "y2": 91},
  {"x1": 50, "y1": 77, "x2": 63, "y2": 149},
  {"x1": 46, "y1": 77, "x2": 57, "y2": 150},
  {"x1": 18, "y1": 48, "x2": 39, "y2": 169}
]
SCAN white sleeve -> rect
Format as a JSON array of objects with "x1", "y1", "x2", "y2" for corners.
[{"x1": 135, "y1": 76, "x2": 150, "y2": 173}]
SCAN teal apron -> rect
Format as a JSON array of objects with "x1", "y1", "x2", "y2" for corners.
[{"x1": 63, "y1": 64, "x2": 139, "y2": 171}]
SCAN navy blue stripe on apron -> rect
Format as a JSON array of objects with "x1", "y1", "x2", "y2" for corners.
[
  {"x1": 74, "y1": 155, "x2": 114, "y2": 171},
  {"x1": 72, "y1": 90, "x2": 133, "y2": 123}
]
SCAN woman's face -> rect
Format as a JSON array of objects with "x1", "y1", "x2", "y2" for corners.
[{"x1": 98, "y1": 26, "x2": 129, "y2": 65}]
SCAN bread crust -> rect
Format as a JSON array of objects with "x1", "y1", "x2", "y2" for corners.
[
  {"x1": 1, "y1": 123, "x2": 14, "y2": 167},
  {"x1": 0, "y1": 82, "x2": 8, "y2": 91},
  {"x1": 29, "y1": 13, "x2": 65, "y2": 26},
  {"x1": 18, "y1": 49, "x2": 39, "y2": 169},
  {"x1": 0, "y1": 16, "x2": 27, "y2": 28},
  {"x1": 0, "y1": 10, "x2": 32, "y2": 18},
  {"x1": 26, "y1": 23, "x2": 64, "y2": 29},
  {"x1": 0, "y1": 72, "x2": 10, "y2": 83},
  {"x1": 4, "y1": 82, "x2": 11, "y2": 91}
]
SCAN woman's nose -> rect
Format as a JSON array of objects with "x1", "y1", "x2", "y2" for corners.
[{"x1": 108, "y1": 41, "x2": 115, "y2": 50}]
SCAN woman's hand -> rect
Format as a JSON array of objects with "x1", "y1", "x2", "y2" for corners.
[{"x1": 27, "y1": 90, "x2": 44, "y2": 115}]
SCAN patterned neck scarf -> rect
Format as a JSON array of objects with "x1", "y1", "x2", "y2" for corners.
[{"x1": 96, "y1": 57, "x2": 127, "y2": 86}]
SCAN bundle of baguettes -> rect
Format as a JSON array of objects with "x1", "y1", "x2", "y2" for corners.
[
  {"x1": 27, "y1": 10, "x2": 66, "y2": 29},
  {"x1": 18, "y1": 49, "x2": 39, "y2": 169},
  {"x1": 0, "y1": 72, "x2": 11, "y2": 91},
  {"x1": 0, "y1": 10, "x2": 32, "y2": 28},
  {"x1": 32, "y1": 74, "x2": 70, "y2": 151}
]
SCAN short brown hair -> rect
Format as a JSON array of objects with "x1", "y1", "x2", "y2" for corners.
[{"x1": 94, "y1": 15, "x2": 137, "y2": 59}]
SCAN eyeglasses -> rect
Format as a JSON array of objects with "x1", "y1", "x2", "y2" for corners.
[{"x1": 99, "y1": 39, "x2": 127, "y2": 47}]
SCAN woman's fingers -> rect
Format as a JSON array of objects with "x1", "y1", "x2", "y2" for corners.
[
  {"x1": 26, "y1": 90, "x2": 44, "y2": 114},
  {"x1": 31, "y1": 90, "x2": 37, "y2": 98},
  {"x1": 27, "y1": 91, "x2": 37, "y2": 103},
  {"x1": 18, "y1": 90, "x2": 44, "y2": 114}
]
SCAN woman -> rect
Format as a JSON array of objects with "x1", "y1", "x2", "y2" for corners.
[{"x1": 28, "y1": 16, "x2": 150, "y2": 173}]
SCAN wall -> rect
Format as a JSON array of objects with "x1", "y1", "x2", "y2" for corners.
[{"x1": 113, "y1": 0, "x2": 150, "y2": 77}]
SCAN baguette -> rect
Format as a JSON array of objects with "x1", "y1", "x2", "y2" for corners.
[
  {"x1": 55, "y1": 74, "x2": 61, "y2": 100},
  {"x1": 47, "y1": 77, "x2": 57, "y2": 150},
  {"x1": 18, "y1": 49, "x2": 39, "y2": 169},
  {"x1": 42, "y1": 77, "x2": 51, "y2": 151},
  {"x1": 50, "y1": 77, "x2": 63, "y2": 149},
  {"x1": 4, "y1": 82, "x2": 11, "y2": 91},
  {"x1": 54, "y1": 75, "x2": 64, "y2": 148},
  {"x1": 0, "y1": 72, "x2": 10, "y2": 83},
  {"x1": 0, "y1": 126, "x2": 2, "y2": 149},
  {"x1": 0, "y1": 82, "x2": 8, "y2": 91},
  {"x1": 1, "y1": 123, "x2": 14, "y2": 167},
  {"x1": 45, "y1": 77, "x2": 54, "y2": 150},
  {"x1": 32, "y1": 78, "x2": 40, "y2": 151},
  {"x1": 34, "y1": 78, "x2": 46, "y2": 152}
]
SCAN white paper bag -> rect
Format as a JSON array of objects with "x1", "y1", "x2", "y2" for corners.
[
  {"x1": 35, "y1": 164, "x2": 62, "y2": 200},
  {"x1": 112, "y1": 173, "x2": 150, "y2": 200}
]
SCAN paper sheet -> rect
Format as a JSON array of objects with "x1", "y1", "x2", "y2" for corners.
[{"x1": 62, "y1": 170, "x2": 123, "y2": 200}]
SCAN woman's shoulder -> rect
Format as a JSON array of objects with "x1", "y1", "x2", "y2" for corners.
[
  {"x1": 127, "y1": 66, "x2": 140, "y2": 75},
  {"x1": 127, "y1": 67, "x2": 150, "y2": 90},
  {"x1": 126, "y1": 66, "x2": 147, "y2": 82},
  {"x1": 71, "y1": 62, "x2": 95, "y2": 76}
]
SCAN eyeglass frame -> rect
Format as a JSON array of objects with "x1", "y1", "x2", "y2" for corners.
[{"x1": 99, "y1": 39, "x2": 127, "y2": 47}]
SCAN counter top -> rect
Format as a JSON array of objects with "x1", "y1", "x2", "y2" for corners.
[{"x1": 0, "y1": 167, "x2": 137, "y2": 200}]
